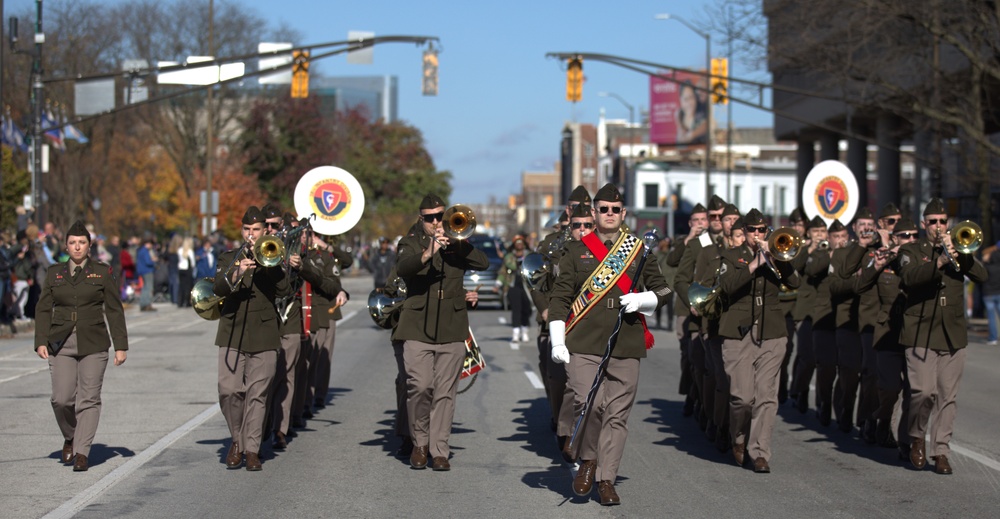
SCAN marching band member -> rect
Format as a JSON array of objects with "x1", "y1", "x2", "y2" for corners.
[
  {"x1": 897, "y1": 198, "x2": 987, "y2": 475},
  {"x1": 718, "y1": 209, "x2": 800, "y2": 473},
  {"x1": 671, "y1": 202, "x2": 711, "y2": 419},
  {"x1": 548, "y1": 184, "x2": 671, "y2": 505},
  {"x1": 214, "y1": 206, "x2": 290, "y2": 471},
  {"x1": 778, "y1": 208, "x2": 807, "y2": 404},
  {"x1": 790, "y1": 216, "x2": 828, "y2": 414},
  {"x1": 304, "y1": 234, "x2": 351, "y2": 413},
  {"x1": 810, "y1": 219, "x2": 845, "y2": 426},
  {"x1": 393, "y1": 194, "x2": 489, "y2": 471},
  {"x1": 829, "y1": 208, "x2": 878, "y2": 434}
]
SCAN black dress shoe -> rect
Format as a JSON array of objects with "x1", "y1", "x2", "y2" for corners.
[
  {"x1": 795, "y1": 391, "x2": 809, "y2": 415},
  {"x1": 272, "y1": 432, "x2": 287, "y2": 450},
  {"x1": 396, "y1": 437, "x2": 414, "y2": 458},
  {"x1": 73, "y1": 454, "x2": 89, "y2": 472},
  {"x1": 313, "y1": 398, "x2": 326, "y2": 409},
  {"x1": 303, "y1": 409, "x2": 314, "y2": 419},
  {"x1": 431, "y1": 456, "x2": 451, "y2": 471},
  {"x1": 285, "y1": 428, "x2": 298, "y2": 438},
  {"x1": 62, "y1": 440, "x2": 74, "y2": 464},
  {"x1": 410, "y1": 445, "x2": 429, "y2": 469},
  {"x1": 753, "y1": 457, "x2": 770, "y2": 473},
  {"x1": 597, "y1": 481, "x2": 620, "y2": 506},
  {"x1": 861, "y1": 419, "x2": 877, "y2": 445}
]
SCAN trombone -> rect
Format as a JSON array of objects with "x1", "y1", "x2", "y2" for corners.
[
  {"x1": 760, "y1": 227, "x2": 803, "y2": 280},
  {"x1": 442, "y1": 204, "x2": 477, "y2": 241},
  {"x1": 190, "y1": 236, "x2": 286, "y2": 320},
  {"x1": 940, "y1": 220, "x2": 983, "y2": 269}
]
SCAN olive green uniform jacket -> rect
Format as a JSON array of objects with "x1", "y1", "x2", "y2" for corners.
[
  {"x1": 278, "y1": 255, "x2": 342, "y2": 336},
  {"x1": 392, "y1": 231, "x2": 490, "y2": 344},
  {"x1": 804, "y1": 249, "x2": 835, "y2": 329},
  {"x1": 791, "y1": 251, "x2": 815, "y2": 321},
  {"x1": 303, "y1": 248, "x2": 351, "y2": 332},
  {"x1": 896, "y1": 239, "x2": 988, "y2": 351},
  {"x1": 214, "y1": 250, "x2": 291, "y2": 352},
  {"x1": 547, "y1": 232, "x2": 671, "y2": 359},
  {"x1": 718, "y1": 244, "x2": 800, "y2": 340},
  {"x1": 35, "y1": 260, "x2": 128, "y2": 355},
  {"x1": 855, "y1": 257, "x2": 906, "y2": 351},
  {"x1": 674, "y1": 233, "x2": 721, "y2": 331},
  {"x1": 829, "y1": 243, "x2": 869, "y2": 330}
]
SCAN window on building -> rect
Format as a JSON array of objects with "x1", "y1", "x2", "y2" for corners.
[
  {"x1": 584, "y1": 143, "x2": 595, "y2": 158},
  {"x1": 760, "y1": 186, "x2": 769, "y2": 213},
  {"x1": 779, "y1": 186, "x2": 787, "y2": 216},
  {"x1": 733, "y1": 185, "x2": 741, "y2": 208},
  {"x1": 644, "y1": 184, "x2": 658, "y2": 209}
]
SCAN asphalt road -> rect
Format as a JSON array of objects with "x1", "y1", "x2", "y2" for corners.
[{"x1": 2, "y1": 273, "x2": 999, "y2": 518}]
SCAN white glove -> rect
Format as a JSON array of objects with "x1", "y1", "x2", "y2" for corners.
[
  {"x1": 619, "y1": 291, "x2": 659, "y2": 316},
  {"x1": 548, "y1": 320, "x2": 570, "y2": 364}
]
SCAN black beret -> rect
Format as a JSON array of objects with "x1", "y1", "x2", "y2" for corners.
[
  {"x1": 571, "y1": 204, "x2": 592, "y2": 218},
  {"x1": 691, "y1": 203, "x2": 707, "y2": 214},
  {"x1": 420, "y1": 194, "x2": 446, "y2": 210},
  {"x1": 893, "y1": 219, "x2": 918, "y2": 234},
  {"x1": 261, "y1": 203, "x2": 282, "y2": 219},
  {"x1": 569, "y1": 185, "x2": 592, "y2": 205},
  {"x1": 789, "y1": 207, "x2": 807, "y2": 222},
  {"x1": 722, "y1": 203, "x2": 741, "y2": 218},
  {"x1": 66, "y1": 220, "x2": 90, "y2": 241},
  {"x1": 242, "y1": 205, "x2": 265, "y2": 225},
  {"x1": 829, "y1": 219, "x2": 846, "y2": 233},
  {"x1": 855, "y1": 207, "x2": 875, "y2": 221},
  {"x1": 923, "y1": 197, "x2": 947, "y2": 217},
  {"x1": 880, "y1": 202, "x2": 901, "y2": 219},
  {"x1": 593, "y1": 183, "x2": 623, "y2": 204},
  {"x1": 807, "y1": 216, "x2": 827, "y2": 230},
  {"x1": 743, "y1": 208, "x2": 766, "y2": 226},
  {"x1": 708, "y1": 194, "x2": 727, "y2": 211}
]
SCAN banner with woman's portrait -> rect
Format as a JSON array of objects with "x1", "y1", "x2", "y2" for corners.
[{"x1": 649, "y1": 70, "x2": 710, "y2": 147}]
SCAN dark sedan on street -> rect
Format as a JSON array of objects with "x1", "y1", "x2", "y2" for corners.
[{"x1": 463, "y1": 234, "x2": 506, "y2": 309}]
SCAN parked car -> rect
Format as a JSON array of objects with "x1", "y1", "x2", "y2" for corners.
[{"x1": 464, "y1": 234, "x2": 506, "y2": 309}]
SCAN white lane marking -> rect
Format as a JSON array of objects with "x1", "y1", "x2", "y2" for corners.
[
  {"x1": 524, "y1": 371, "x2": 544, "y2": 389},
  {"x1": 42, "y1": 404, "x2": 221, "y2": 519},
  {"x1": 0, "y1": 366, "x2": 47, "y2": 383},
  {"x1": 175, "y1": 319, "x2": 202, "y2": 330},
  {"x1": 498, "y1": 317, "x2": 508, "y2": 325},
  {"x1": 130, "y1": 337, "x2": 146, "y2": 344},
  {"x1": 341, "y1": 310, "x2": 358, "y2": 324},
  {"x1": 509, "y1": 342, "x2": 519, "y2": 350}
]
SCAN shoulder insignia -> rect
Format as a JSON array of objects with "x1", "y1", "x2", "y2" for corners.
[
  {"x1": 829, "y1": 264, "x2": 835, "y2": 274},
  {"x1": 899, "y1": 254, "x2": 911, "y2": 267},
  {"x1": 720, "y1": 262, "x2": 728, "y2": 275}
]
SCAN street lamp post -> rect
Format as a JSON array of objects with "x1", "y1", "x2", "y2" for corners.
[
  {"x1": 598, "y1": 91, "x2": 635, "y2": 187},
  {"x1": 655, "y1": 12, "x2": 712, "y2": 203}
]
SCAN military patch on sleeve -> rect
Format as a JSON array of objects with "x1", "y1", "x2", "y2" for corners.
[
  {"x1": 899, "y1": 253, "x2": 911, "y2": 267},
  {"x1": 829, "y1": 264, "x2": 835, "y2": 274},
  {"x1": 656, "y1": 286, "x2": 672, "y2": 296},
  {"x1": 719, "y1": 262, "x2": 728, "y2": 275}
]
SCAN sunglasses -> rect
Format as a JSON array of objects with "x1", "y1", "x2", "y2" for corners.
[
  {"x1": 894, "y1": 232, "x2": 917, "y2": 239},
  {"x1": 597, "y1": 206, "x2": 623, "y2": 214},
  {"x1": 266, "y1": 222, "x2": 282, "y2": 229},
  {"x1": 571, "y1": 222, "x2": 594, "y2": 229},
  {"x1": 925, "y1": 218, "x2": 948, "y2": 225},
  {"x1": 745, "y1": 226, "x2": 768, "y2": 234},
  {"x1": 421, "y1": 212, "x2": 444, "y2": 223},
  {"x1": 709, "y1": 214, "x2": 722, "y2": 220},
  {"x1": 884, "y1": 217, "x2": 898, "y2": 225}
]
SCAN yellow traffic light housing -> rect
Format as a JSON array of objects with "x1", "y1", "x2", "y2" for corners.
[
  {"x1": 291, "y1": 50, "x2": 310, "y2": 99},
  {"x1": 710, "y1": 57, "x2": 728, "y2": 105},
  {"x1": 566, "y1": 57, "x2": 583, "y2": 103}
]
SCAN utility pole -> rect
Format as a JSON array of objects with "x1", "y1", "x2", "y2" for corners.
[
  {"x1": 30, "y1": 0, "x2": 44, "y2": 224},
  {"x1": 204, "y1": 0, "x2": 215, "y2": 237},
  {"x1": 726, "y1": 5, "x2": 733, "y2": 203}
]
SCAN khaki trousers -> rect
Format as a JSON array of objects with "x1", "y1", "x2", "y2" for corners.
[
  {"x1": 219, "y1": 348, "x2": 277, "y2": 455},
  {"x1": 310, "y1": 324, "x2": 336, "y2": 406},
  {"x1": 49, "y1": 331, "x2": 109, "y2": 458},
  {"x1": 403, "y1": 340, "x2": 465, "y2": 459},
  {"x1": 538, "y1": 333, "x2": 574, "y2": 437},
  {"x1": 566, "y1": 353, "x2": 640, "y2": 483},
  {"x1": 723, "y1": 331, "x2": 785, "y2": 462},
  {"x1": 271, "y1": 333, "x2": 301, "y2": 435},
  {"x1": 392, "y1": 340, "x2": 409, "y2": 438},
  {"x1": 906, "y1": 346, "x2": 966, "y2": 457},
  {"x1": 292, "y1": 335, "x2": 312, "y2": 421}
]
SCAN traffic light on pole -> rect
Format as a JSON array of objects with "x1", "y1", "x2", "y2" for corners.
[
  {"x1": 422, "y1": 49, "x2": 439, "y2": 96},
  {"x1": 566, "y1": 57, "x2": 583, "y2": 103},
  {"x1": 710, "y1": 57, "x2": 728, "y2": 105},
  {"x1": 291, "y1": 50, "x2": 310, "y2": 98}
]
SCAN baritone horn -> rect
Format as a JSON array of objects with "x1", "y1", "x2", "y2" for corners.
[
  {"x1": 191, "y1": 236, "x2": 286, "y2": 320},
  {"x1": 443, "y1": 204, "x2": 477, "y2": 240}
]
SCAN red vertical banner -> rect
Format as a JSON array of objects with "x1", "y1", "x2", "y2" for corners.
[{"x1": 649, "y1": 70, "x2": 710, "y2": 147}]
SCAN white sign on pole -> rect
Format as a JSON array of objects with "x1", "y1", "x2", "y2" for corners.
[
  {"x1": 347, "y1": 31, "x2": 375, "y2": 64},
  {"x1": 258, "y1": 42, "x2": 294, "y2": 84},
  {"x1": 158, "y1": 57, "x2": 245, "y2": 86}
]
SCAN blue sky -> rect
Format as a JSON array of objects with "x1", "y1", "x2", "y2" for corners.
[{"x1": 11, "y1": 0, "x2": 774, "y2": 204}]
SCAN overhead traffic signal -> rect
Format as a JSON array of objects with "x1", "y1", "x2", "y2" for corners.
[
  {"x1": 710, "y1": 57, "x2": 728, "y2": 105},
  {"x1": 566, "y1": 57, "x2": 583, "y2": 103},
  {"x1": 422, "y1": 50, "x2": 439, "y2": 96},
  {"x1": 291, "y1": 50, "x2": 310, "y2": 98}
]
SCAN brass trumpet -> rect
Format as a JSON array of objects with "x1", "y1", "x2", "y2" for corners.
[
  {"x1": 443, "y1": 204, "x2": 477, "y2": 240},
  {"x1": 941, "y1": 220, "x2": 983, "y2": 269}
]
